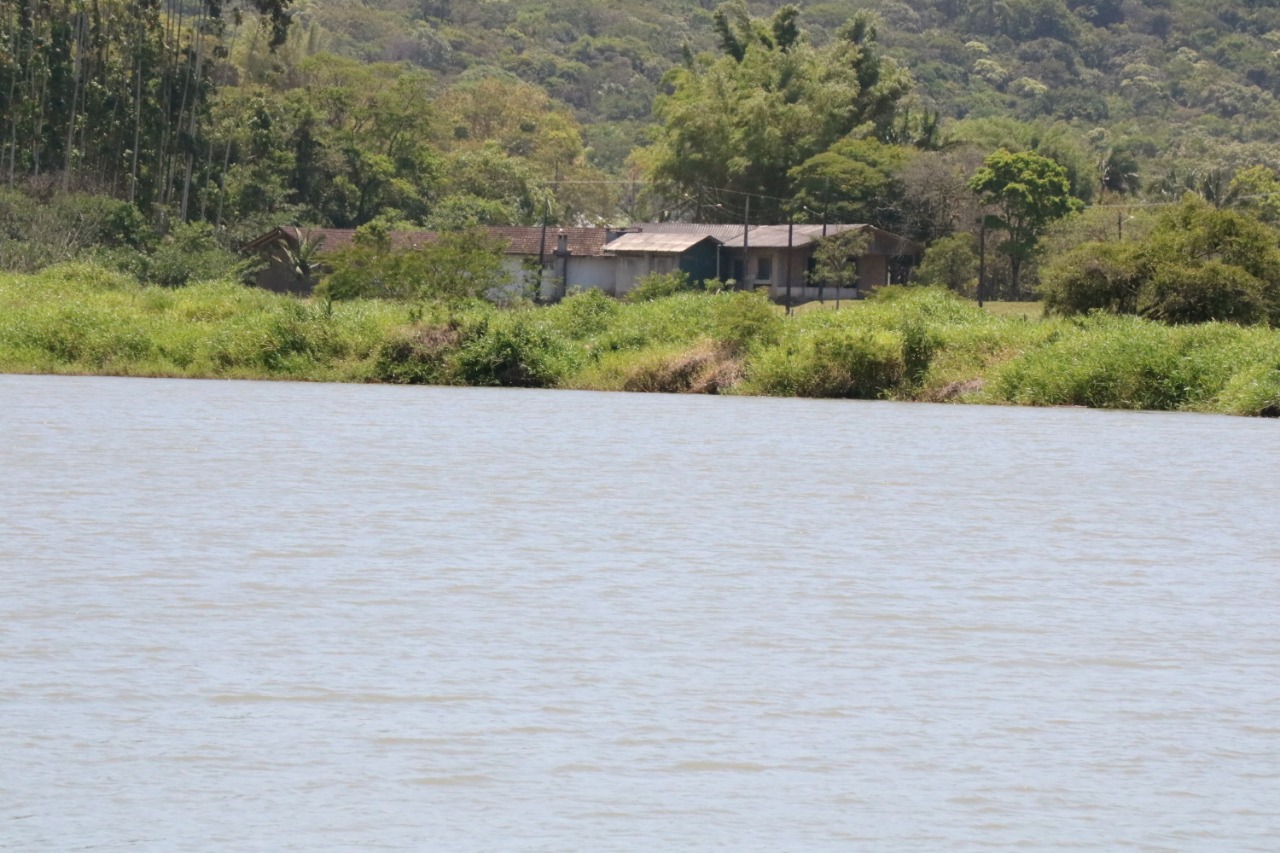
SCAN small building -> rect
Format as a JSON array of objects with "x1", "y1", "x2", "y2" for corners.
[
  {"x1": 243, "y1": 222, "x2": 920, "y2": 304},
  {"x1": 632, "y1": 222, "x2": 922, "y2": 303},
  {"x1": 243, "y1": 225, "x2": 615, "y2": 299},
  {"x1": 603, "y1": 232, "x2": 723, "y2": 296},
  {"x1": 483, "y1": 226, "x2": 616, "y2": 300}
]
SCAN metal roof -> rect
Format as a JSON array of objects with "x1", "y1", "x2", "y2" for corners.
[
  {"x1": 243, "y1": 225, "x2": 612, "y2": 257},
  {"x1": 718, "y1": 223, "x2": 868, "y2": 248},
  {"x1": 606, "y1": 232, "x2": 721, "y2": 253},
  {"x1": 629, "y1": 222, "x2": 751, "y2": 242}
]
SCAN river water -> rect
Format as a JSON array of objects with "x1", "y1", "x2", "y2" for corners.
[{"x1": 2, "y1": 374, "x2": 1278, "y2": 851}]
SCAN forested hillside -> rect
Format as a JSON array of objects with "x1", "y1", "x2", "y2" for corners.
[{"x1": 8, "y1": 0, "x2": 1280, "y2": 299}]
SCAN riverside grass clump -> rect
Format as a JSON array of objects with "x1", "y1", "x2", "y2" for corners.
[
  {"x1": 2, "y1": 265, "x2": 1278, "y2": 416},
  {"x1": 0, "y1": 262, "x2": 404, "y2": 380}
]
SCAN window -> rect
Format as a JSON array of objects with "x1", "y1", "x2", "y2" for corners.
[{"x1": 755, "y1": 257, "x2": 772, "y2": 281}]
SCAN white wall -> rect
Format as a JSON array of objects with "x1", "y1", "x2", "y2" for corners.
[{"x1": 567, "y1": 257, "x2": 617, "y2": 295}]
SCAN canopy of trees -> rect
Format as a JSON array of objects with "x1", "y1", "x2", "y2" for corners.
[
  {"x1": 7, "y1": 0, "x2": 1280, "y2": 318},
  {"x1": 641, "y1": 5, "x2": 911, "y2": 218}
]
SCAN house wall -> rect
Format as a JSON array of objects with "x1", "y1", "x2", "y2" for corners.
[
  {"x1": 858, "y1": 253, "x2": 889, "y2": 290},
  {"x1": 776, "y1": 286, "x2": 862, "y2": 306},
  {"x1": 567, "y1": 256, "x2": 618, "y2": 295},
  {"x1": 737, "y1": 249, "x2": 779, "y2": 289},
  {"x1": 729, "y1": 246, "x2": 892, "y2": 302},
  {"x1": 252, "y1": 248, "x2": 314, "y2": 295},
  {"x1": 495, "y1": 257, "x2": 537, "y2": 300},
  {"x1": 678, "y1": 242, "x2": 720, "y2": 285},
  {"x1": 613, "y1": 253, "x2": 679, "y2": 296},
  {"x1": 524, "y1": 255, "x2": 620, "y2": 300}
]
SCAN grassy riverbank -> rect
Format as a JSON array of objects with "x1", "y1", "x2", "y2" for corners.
[{"x1": 2, "y1": 263, "x2": 1278, "y2": 416}]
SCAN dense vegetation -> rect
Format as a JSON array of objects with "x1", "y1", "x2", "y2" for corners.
[
  {"x1": 2, "y1": 0, "x2": 1278, "y2": 414},
  {"x1": 3, "y1": 264, "x2": 1277, "y2": 415},
  {"x1": 10, "y1": 0, "x2": 1280, "y2": 292}
]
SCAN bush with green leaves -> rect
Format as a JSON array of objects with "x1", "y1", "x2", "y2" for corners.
[
  {"x1": 0, "y1": 190, "x2": 153, "y2": 272},
  {"x1": 748, "y1": 326, "x2": 907, "y2": 398},
  {"x1": 318, "y1": 228, "x2": 510, "y2": 302},
  {"x1": 1040, "y1": 197, "x2": 1280, "y2": 325},
  {"x1": 624, "y1": 270, "x2": 692, "y2": 302},
  {"x1": 708, "y1": 290, "x2": 782, "y2": 351},
  {"x1": 137, "y1": 222, "x2": 248, "y2": 288},
  {"x1": 452, "y1": 314, "x2": 577, "y2": 387},
  {"x1": 993, "y1": 314, "x2": 1280, "y2": 412},
  {"x1": 911, "y1": 233, "x2": 979, "y2": 295},
  {"x1": 371, "y1": 322, "x2": 468, "y2": 385}
]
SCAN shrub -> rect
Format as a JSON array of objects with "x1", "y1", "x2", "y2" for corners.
[
  {"x1": 709, "y1": 290, "x2": 782, "y2": 351},
  {"x1": 1215, "y1": 361, "x2": 1280, "y2": 417},
  {"x1": 748, "y1": 326, "x2": 907, "y2": 398},
  {"x1": 624, "y1": 270, "x2": 691, "y2": 302},
  {"x1": 452, "y1": 316, "x2": 574, "y2": 387},
  {"x1": 1039, "y1": 197, "x2": 1280, "y2": 325},
  {"x1": 318, "y1": 228, "x2": 509, "y2": 302},
  {"x1": 991, "y1": 315, "x2": 1277, "y2": 411},
  {"x1": 540, "y1": 288, "x2": 620, "y2": 340},
  {"x1": 140, "y1": 222, "x2": 246, "y2": 287},
  {"x1": 613, "y1": 340, "x2": 743, "y2": 393},
  {"x1": 371, "y1": 323, "x2": 465, "y2": 384},
  {"x1": 911, "y1": 233, "x2": 979, "y2": 294},
  {"x1": 1040, "y1": 240, "x2": 1145, "y2": 316},
  {"x1": 1141, "y1": 260, "x2": 1268, "y2": 325},
  {"x1": 0, "y1": 190, "x2": 153, "y2": 272}
]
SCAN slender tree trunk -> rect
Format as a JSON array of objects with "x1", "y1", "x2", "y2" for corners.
[
  {"x1": 5, "y1": 22, "x2": 19, "y2": 187},
  {"x1": 62, "y1": 8, "x2": 85, "y2": 192},
  {"x1": 215, "y1": 130, "x2": 232, "y2": 226},
  {"x1": 160, "y1": 0, "x2": 186, "y2": 208},
  {"x1": 179, "y1": 14, "x2": 206, "y2": 221},
  {"x1": 130, "y1": 53, "x2": 142, "y2": 201}
]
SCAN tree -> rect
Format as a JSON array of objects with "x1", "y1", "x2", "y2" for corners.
[
  {"x1": 1227, "y1": 165, "x2": 1280, "y2": 224},
  {"x1": 643, "y1": 6, "x2": 911, "y2": 216},
  {"x1": 911, "y1": 233, "x2": 978, "y2": 294},
  {"x1": 967, "y1": 148, "x2": 1081, "y2": 293},
  {"x1": 810, "y1": 228, "x2": 870, "y2": 294},
  {"x1": 789, "y1": 138, "x2": 913, "y2": 229},
  {"x1": 318, "y1": 228, "x2": 509, "y2": 302},
  {"x1": 1039, "y1": 196, "x2": 1280, "y2": 325}
]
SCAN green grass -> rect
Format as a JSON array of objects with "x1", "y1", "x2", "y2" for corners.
[
  {"x1": 981, "y1": 300, "x2": 1044, "y2": 320},
  {"x1": 2, "y1": 264, "x2": 1277, "y2": 416}
]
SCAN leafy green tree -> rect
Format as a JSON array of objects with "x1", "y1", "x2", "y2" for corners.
[
  {"x1": 790, "y1": 138, "x2": 913, "y2": 228},
  {"x1": 436, "y1": 145, "x2": 549, "y2": 226},
  {"x1": 625, "y1": 270, "x2": 693, "y2": 302},
  {"x1": 968, "y1": 148, "x2": 1082, "y2": 293},
  {"x1": 911, "y1": 233, "x2": 979, "y2": 294},
  {"x1": 810, "y1": 229, "x2": 870, "y2": 292},
  {"x1": 643, "y1": 5, "x2": 911, "y2": 215},
  {"x1": 318, "y1": 228, "x2": 509, "y2": 302},
  {"x1": 1039, "y1": 196, "x2": 1280, "y2": 325},
  {"x1": 140, "y1": 221, "x2": 248, "y2": 287},
  {"x1": 1227, "y1": 165, "x2": 1280, "y2": 224},
  {"x1": 291, "y1": 57, "x2": 441, "y2": 226}
]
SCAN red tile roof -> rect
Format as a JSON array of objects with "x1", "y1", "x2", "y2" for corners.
[
  {"x1": 248, "y1": 225, "x2": 612, "y2": 258},
  {"x1": 485, "y1": 226, "x2": 612, "y2": 257}
]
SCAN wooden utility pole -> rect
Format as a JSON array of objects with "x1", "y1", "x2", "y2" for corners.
[
  {"x1": 785, "y1": 212, "x2": 794, "y2": 315},
  {"x1": 820, "y1": 178, "x2": 830, "y2": 304},
  {"x1": 741, "y1": 194, "x2": 750, "y2": 290},
  {"x1": 977, "y1": 217, "x2": 987, "y2": 308}
]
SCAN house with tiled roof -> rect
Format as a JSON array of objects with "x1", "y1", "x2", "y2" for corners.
[
  {"x1": 634, "y1": 222, "x2": 921, "y2": 300},
  {"x1": 243, "y1": 225, "x2": 621, "y2": 298},
  {"x1": 243, "y1": 222, "x2": 920, "y2": 303}
]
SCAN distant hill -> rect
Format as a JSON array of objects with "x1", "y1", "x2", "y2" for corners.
[{"x1": 293, "y1": 0, "x2": 1280, "y2": 179}]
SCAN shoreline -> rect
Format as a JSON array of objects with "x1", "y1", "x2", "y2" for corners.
[{"x1": 2, "y1": 264, "x2": 1277, "y2": 417}]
